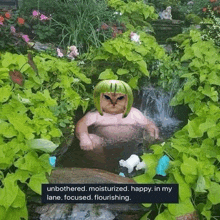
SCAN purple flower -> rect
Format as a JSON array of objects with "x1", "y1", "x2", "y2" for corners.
[
  {"x1": 40, "y1": 14, "x2": 49, "y2": 20},
  {"x1": 32, "y1": 10, "x2": 40, "y2": 17},
  {"x1": 22, "y1": 35, "x2": 30, "y2": 42}
]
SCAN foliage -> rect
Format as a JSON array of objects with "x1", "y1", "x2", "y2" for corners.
[
  {"x1": 136, "y1": 29, "x2": 220, "y2": 219},
  {"x1": 0, "y1": 11, "x2": 31, "y2": 54},
  {"x1": 178, "y1": 0, "x2": 220, "y2": 18},
  {"x1": 19, "y1": 0, "x2": 117, "y2": 54},
  {"x1": 0, "y1": 51, "x2": 91, "y2": 219},
  {"x1": 150, "y1": 50, "x2": 187, "y2": 93},
  {"x1": 201, "y1": 7, "x2": 220, "y2": 47},
  {"x1": 108, "y1": 0, "x2": 158, "y2": 31},
  {"x1": 84, "y1": 30, "x2": 165, "y2": 90},
  {"x1": 79, "y1": 0, "x2": 164, "y2": 90}
]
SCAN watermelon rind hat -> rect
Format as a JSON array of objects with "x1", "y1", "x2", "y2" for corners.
[{"x1": 93, "y1": 80, "x2": 133, "y2": 118}]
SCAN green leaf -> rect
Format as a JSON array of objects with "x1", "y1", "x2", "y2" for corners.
[
  {"x1": 137, "y1": 60, "x2": 149, "y2": 76},
  {"x1": 4, "y1": 206, "x2": 28, "y2": 220},
  {"x1": 195, "y1": 175, "x2": 207, "y2": 193},
  {"x1": 27, "y1": 139, "x2": 59, "y2": 153},
  {"x1": 7, "y1": 113, "x2": 35, "y2": 140},
  {"x1": 215, "y1": 171, "x2": 220, "y2": 182},
  {"x1": 117, "y1": 68, "x2": 129, "y2": 75},
  {"x1": 187, "y1": 118, "x2": 205, "y2": 138},
  {"x1": 128, "y1": 76, "x2": 139, "y2": 89},
  {"x1": 98, "y1": 69, "x2": 118, "y2": 80},
  {"x1": 180, "y1": 157, "x2": 198, "y2": 176},
  {"x1": 11, "y1": 188, "x2": 26, "y2": 208},
  {"x1": 0, "y1": 121, "x2": 17, "y2": 138},
  {"x1": 199, "y1": 84, "x2": 218, "y2": 102},
  {"x1": 181, "y1": 47, "x2": 194, "y2": 62},
  {"x1": 207, "y1": 181, "x2": 220, "y2": 204},
  {"x1": 207, "y1": 124, "x2": 220, "y2": 138},
  {"x1": 14, "y1": 151, "x2": 47, "y2": 174},
  {"x1": 0, "y1": 176, "x2": 18, "y2": 209},
  {"x1": 173, "y1": 169, "x2": 191, "y2": 201},
  {"x1": 80, "y1": 98, "x2": 90, "y2": 114},
  {"x1": 69, "y1": 68, "x2": 91, "y2": 84},
  {"x1": 0, "y1": 206, "x2": 6, "y2": 220},
  {"x1": 14, "y1": 169, "x2": 30, "y2": 183},
  {"x1": 150, "y1": 145, "x2": 163, "y2": 155},
  {"x1": 155, "y1": 209, "x2": 175, "y2": 220},
  {"x1": 28, "y1": 172, "x2": 49, "y2": 195},
  {"x1": 49, "y1": 128, "x2": 62, "y2": 137},
  {"x1": 207, "y1": 71, "x2": 220, "y2": 86},
  {"x1": 168, "y1": 199, "x2": 195, "y2": 217},
  {"x1": 0, "y1": 85, "x2": 11, "y2": 103}
]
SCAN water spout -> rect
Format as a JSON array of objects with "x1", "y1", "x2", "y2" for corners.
[{"x1": 140, "y1": 86, "x2": 182, "y2": 139}]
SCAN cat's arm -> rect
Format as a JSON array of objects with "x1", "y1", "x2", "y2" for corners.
[
  {"x1": 75, "y1": 111, "x2": 98, "y2": 150},
  {"x1": 131, "y1": 107, "x2": 159, "y2": 139}
]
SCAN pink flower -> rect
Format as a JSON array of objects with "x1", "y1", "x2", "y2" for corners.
[
  {"x1": 40, "y1": 14, "x2": 49, "y2": 20},
  {"x1": 32, "y1": 10, "x2": 40, "y2": 17},
  {"x1": 57, "y1": 48, "x2": 64, "y2": 57},
  {"x1": 67, "y1": 46, "x2": 79, "y2": 59},
  {"x1": 130, "y1": 32, "x2": 141, "y2": 43},
  {"x1": 10, "y1": 26, "x2": 16, "y2": 33},
  {"x1": 22, "y1": 35, "x2": 30, "y2": 42},
  {"x1": 0, "y1": 21, "x2": 3, "y2": 26}
]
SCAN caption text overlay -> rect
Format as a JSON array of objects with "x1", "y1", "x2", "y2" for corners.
[{"x1": 42, "y1": 184, "x2": 178, "y2": 203}]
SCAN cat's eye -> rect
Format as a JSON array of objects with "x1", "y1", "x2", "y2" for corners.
[
  {"x1": 104, "y1": 95, "x2": 111, "y2": 100},
  {"x1": 117, "y1": 96, "x2": 125, "y2": 100}
]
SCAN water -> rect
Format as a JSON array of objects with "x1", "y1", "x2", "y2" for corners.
[
  {"x1": 32, "y1": 86, "x2": 183, "y2": 219},
  {"x1": 140, "y1": 86, "x2": 182, "y2": 140}
]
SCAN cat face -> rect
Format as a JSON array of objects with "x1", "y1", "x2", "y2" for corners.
[{"x1": 100, "y1": 92, "x2": 127, "y2": 114}]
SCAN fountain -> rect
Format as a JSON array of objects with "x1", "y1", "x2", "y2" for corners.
[{"x1": 31, "y1": 85, "x2": 184, "y2": 220}]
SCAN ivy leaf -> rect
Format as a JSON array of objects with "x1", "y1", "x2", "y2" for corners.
[
  {"x1": 0, "y1": 176, "x2": 18, "y2": 209},
  {"x1": 155, "y1": 209, "x2": 175, "y2": 220},
  {"x1": 11, "y1": 188, "x2": 26, "y2": 208},
  {"x1": 151, "y1": 145, "x2": 163, "y2": 155},
  {"x1": 99, "y1": 69, "x2": 118, "y2": 80},
  {"x1": 117, "y1": 68, "x2": 129, "y2": 75},
  {"x1": 173, "y1": 169, "x2": 191, "y2": 201},
  {"x1": 195, "y1": 175, "x2": 207, "y2": 193},
  {"x1": 181, "y1": 47, "x2": 194, "y2": 62},
  {"x1": 80, "y1": 98, "x2": 90, "y2": 114},
  {"x1": 199, "y1": 118, "x2": 216, "y2": 133},
  {"x1": 28, "y1": 172, "x2": 48, "y2": 195},
  {"x1": 128, "y1": 76, "x2": 139, "y2": 89},
  {"x1": 27, "y1": 139, "x2": 59, "y2": 153},
  {"x1": 14, "y1": 151, "x2": 47, "y2": 174},
  {"x1": 207, "y1": 71, "x2": 220, "y2": 86},
  {"x1": 199, "y1": 84, "x2": 218, "y2": 102},
  {"x1": 181, "y1": 157, "x2": 198, "y2": 176},
  {"x1": 0, "y1": 206, "x2": 6, "y2": 220},
  {"x1": 0, "y1": 85, "x2": 11, "y2": 103},
  {"x1": 207, "y1": 181, "x2": 220, "y2": 204},
  {"x1": 4, "y1": 206, "x2": 28, "y2": 220},
  {"x1": 207, "y1": 124, "x2": 220, "y2": 138},
  {"x1": 187, "y1": 118, "x2": 205, "y2": 138},
  {"x1": 168, "y1": 199, "x2": 195, "y2": 217},
  {"x1": 137, "y1": 60, "x2": 149, "y2": 76},
  {"x1": 0, "y1": 121, "x2": 17, "y2": 138}
]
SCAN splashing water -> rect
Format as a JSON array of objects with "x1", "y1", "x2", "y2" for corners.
[{"x1": 140, "y1": 86, "x2": 182, "y2": 139}]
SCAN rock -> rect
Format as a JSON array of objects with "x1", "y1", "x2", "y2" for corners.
[{"x1": 48, "y1": 167, "x2": 136, "y2": 184}]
